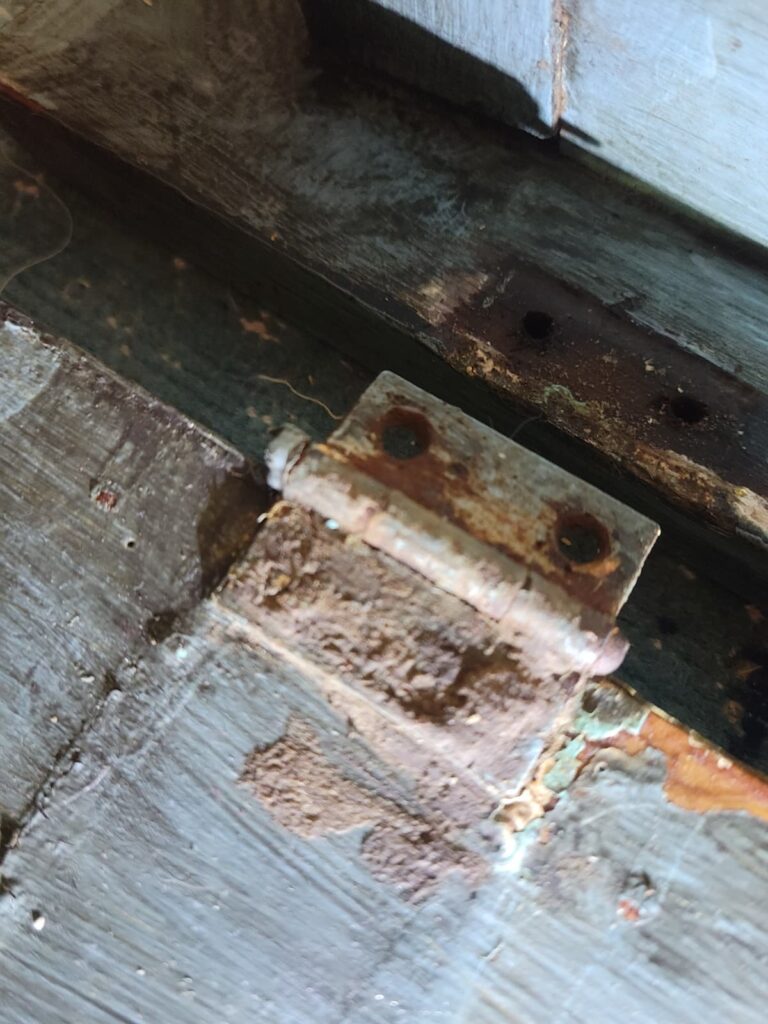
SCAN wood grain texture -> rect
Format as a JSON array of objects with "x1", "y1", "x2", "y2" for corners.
[
  {"x1": 303, "y1": 0, "x2": 556, "y2": 134},
  {"x1": 0, "y1": 296, "x2": 765, "y2": 1020},
  {"x1": 355, "y1": 0, "x2": 768, "y2": 248},
  {"x1": 376, "y1": 0, "x2": 555, "y2": 122},
  {"x1": 460, "y1": 701, "x2": 768, "y2": 1024},
  {"x1": 0, "y1": 603, "x2": 501, "y2": 1024},
  {"x1": 0, "y1": 0, "x2": 765, "y2": 567},
  {"x1": 0, "y1": 304, "x2": 264, "y2": 821}
]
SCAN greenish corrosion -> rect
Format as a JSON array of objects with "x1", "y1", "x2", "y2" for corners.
[{"x1": 497, "y1": 681, "x2": 651, "y2": 870}]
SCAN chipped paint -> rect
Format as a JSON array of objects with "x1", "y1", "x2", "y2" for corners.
[
  {"x1": 447, "y1": 258, "x2": 768, "y2": 556},
  {"x1": 627, "y1": 713, "x2": 768, "y2": 822},
  {"x1": 411, "y1": 270, "x2": 489, "y2": 326},
  {"x1": 498, "y1": 677, "x2": 768, "y2": 880},
  {"x1": 552, "y1": 0, "x2": 572, "y2": 125}
]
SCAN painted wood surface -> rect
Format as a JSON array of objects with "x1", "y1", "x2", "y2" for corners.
[
  {"x1": 563, "y1": 0, "x2": 768, "y2": 248},
  {"x1": 0, "y1": 305, "x2": 264, "y2": 823},
  {"x1": 1, "y1": 492, "x2": 767, "y2": 1022},
  {"x1": 375, "y1": 0, "x2": 554, "y2": 119},
  {"x1": 0, "y1": 0, "x2": 764, "y2": 571},
  {"x1": 0, "y1": 289, "x2": 765, "y2": 1020},
  {"x1": 359, "y1": 0, "x2": 768, "y2": 247},
  {"x1": 303, "y1": 0, "x2": 557, "y2": 134}
]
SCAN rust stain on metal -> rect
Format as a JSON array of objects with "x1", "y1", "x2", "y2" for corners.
[
  {"x1": 271, "y1": 374, "x2": 658, "y2": 679},
  {"x1": 222, "y1": 499, "x2": 591, "y2": 901},
  {"x1": 227, "y1": 377, "x2": 659, "y2": 899}
]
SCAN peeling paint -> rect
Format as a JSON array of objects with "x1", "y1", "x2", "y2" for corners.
[{"x1": 618, "y1": 713, "x2": 768, "y2": 822}]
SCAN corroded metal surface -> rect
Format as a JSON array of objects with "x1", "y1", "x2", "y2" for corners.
[
  {"x1": 221, "y1": 502, "x2": 579, "y2": 899},
  {"x1": 270, "y1": 372, "x2": 659, "y2": 677},
  {"x1": 1, "y1": 312, "x2": 766, "y2": 1023}
]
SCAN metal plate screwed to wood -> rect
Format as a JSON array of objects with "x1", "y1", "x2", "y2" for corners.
[{"x1": 267, "y1": 372, "x2": 659, "y2": 679}]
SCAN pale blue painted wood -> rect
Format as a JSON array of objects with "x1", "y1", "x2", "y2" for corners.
[
  {"x1": 374, "y1": 0, "x2": 768, "y2": 246},
  {"x1": 564, "y1": 0, "x2": 768, "y2": 247},
  {"x1": 376, "y1": 0, "x2": 557, "y2": 128}
]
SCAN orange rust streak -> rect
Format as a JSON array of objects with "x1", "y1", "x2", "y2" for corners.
[{"x1": 584, "y1": 713, "x2": 768, "y2": 822}]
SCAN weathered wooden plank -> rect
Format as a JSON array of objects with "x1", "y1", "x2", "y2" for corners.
[
  {"x1": 302, "y1": 0, "x2": 557, "y2": 135},
  {"x1": 0, "y1": 323, "x2": 763, "y2": 1021},
  {"x1": 562, "y1": 0, "x2": 768, "y2": 248},
  {"x1": 460, "y1": 683, "x2": 768, "y2": 1024},
  {"x1": 4, "y1": 134, "x2": 765, "y2": 780},
  {"x1": 0, "y1": 1, "x2": 765, "y2": 568},
  {"x1": 0, "y1": 602, "x2": 508, "y2": 1023},
  {"x1": 335, "y1": 1, "x2": 768, "y2": 248},
  {"x1": 0, "y1": 304, "x2": 265, "y2": 823},
  {"x1": 1, "y1": 566, "x2": 766, "y2": 1022}
]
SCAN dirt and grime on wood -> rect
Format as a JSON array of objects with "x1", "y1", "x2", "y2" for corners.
[{"x1": 239, "y1": 715, "x2": 486, "y2": 901}]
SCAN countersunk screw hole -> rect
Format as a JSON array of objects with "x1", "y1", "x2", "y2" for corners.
[
  {"x1": 522, "y1": 310, "x2": 554, "y2": 341},
  {"x1": 670, "y1": 394, "x2": 708, "y2": 424},
  {"x1": 380, "y1": 407, "x2": 431, "y2": 460},
  {"x1": 556, "y1": 512, "x2": 609, "y2": 565}
]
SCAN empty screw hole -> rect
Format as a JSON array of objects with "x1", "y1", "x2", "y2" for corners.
[
  {"x1": 380, "y1": 407, "x2": 431, "y2": 460},
  {"x1": 522, "y1": 310, "x2": 554, "y2": 341},
  {"x1": 670, "y1": 394, "x2": 708, "y2": 424},
  {"x1": 556, "y1": 513, "x2": 609, "y2": 565}
]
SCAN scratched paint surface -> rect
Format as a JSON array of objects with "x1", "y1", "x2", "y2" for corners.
[
  {"x1": 0, "y1": 305, "x2": 265, "y2": 821},
  {"x1": 2, "y1": 601, "x2": 767, "y2": 1022}
]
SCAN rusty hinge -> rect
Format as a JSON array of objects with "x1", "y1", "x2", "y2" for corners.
[
  {"x1": 266, "y1": 372, "x2": 659, "y2": 680},
  {"x1": 219, "y1": 372, "x2": 659, "y2": 899}
]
